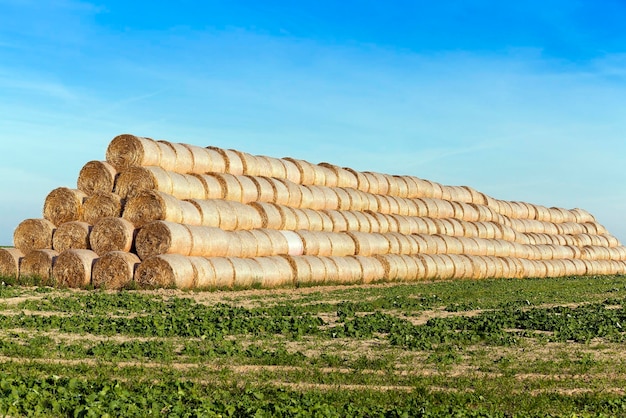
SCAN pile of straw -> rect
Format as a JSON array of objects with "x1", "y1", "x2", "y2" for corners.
[{"x1": 4, "y1": 133, "x2": 625, "y2": 290}]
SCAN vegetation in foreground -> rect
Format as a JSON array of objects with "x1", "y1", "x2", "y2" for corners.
[{"x1": 1, "y1": 274, "x2": 626, "y2": 416}]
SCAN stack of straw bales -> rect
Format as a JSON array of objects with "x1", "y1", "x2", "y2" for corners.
[{"x1": 2, "y1": 133, "x2": 625, "y2": 290}]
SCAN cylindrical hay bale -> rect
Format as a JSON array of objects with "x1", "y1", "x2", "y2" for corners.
[
  {"x1": 283, "y1": 255, "x2": 328, "y2": 287},
  {"x1": 173, "y1": 172, "x2": 208, "y2": 201},
  {"x1": 274, "y1": 205, "x2": 298, "y2": 230},
  {"x1": 295, "y1": 231, "x2": 325, "y2": 256},
  {"x1": 180, "y1": 200, "x2": 202, "y2": 226},
  {"x1": 359, "y1": 212, "x2": 380, "y2": 233},
  {"x1": 375, "y1": 254, "x2": 408, "y2": 282},
  {"x1": 366, "y1": 172, "x2": 390, "y2": 195},
  {"x1": 106, "y1": 134, "x2": 161, "y2": 170},
  {"x1": 280, "y1": 158, "x2": 302, "y2": 184},
  {"x1": 52, "y1": 221, "x2": 92, "y2": 253},
  {"x1": 276, "y1": 179, "x2": 303, "y2": 207},
  {"x1": 82, "y1": 192, "x2": 124, "y2": 225},
  {"x1": 90, "y1": 217, "x2": 136, "y2": 255},
  {"x1": 315, "y1": 164, "x2": 339, "y2": 188},
  {"x1": 207, "y1": 148, "x2": 244, "y2": 175},
  {"x1": 328, "y1": 256, "x2": 362, "y2": 284},
  {"x1": 267, "y1": 177, "x2": 291, "y2": 206},
  {"x1": 352, "y1": 256, "x2": 385, "y2": 284},
  {"x1": 340, "y1": 211, "x2": 361, "y2": 232},
  {"x1": 13, "y1": 219, "x2": 56, "y2": 252},
  {"x1": 448, "y1": 254, "x2": 471, "y2": 279},
  {"x1": 52, "y1": 249, "x2": 98, "y2": 288},
  {"x1": 283, "y1": 158, "x2": 316, "y2": 185},
  {"x1": 192, "y1": 174, "x2": 225, "y2": 200},
  {"x1": 317, "y1": 211, "x2": 335, "y2": 232},
  {"x1": 43, "y1": 188, "x2": 87, "y2": 226},
  {"x1": 229, "y1": 257, "x2": 260, "y2": 288},
  {"x1": 350, "y1": 211, "x2": 372, "y2": 233},
  {"x1": 92, "y1": 251, "x2": 140, "y2": 290},
  {"x1": 184, "y1": 145, "x2": 226, "y2": 174},
  {"x1": 412, "y1": 254, "x2": 437, "y2": 279},
  {"x1": 258, "y1": 155, "x2": 281, "y2": 178},
  {"x1": 135, "y1": 221, "x2": 193, "y2": 259},
  {"x1": 204, "y1": 173, "x2": 243, "y2": 202},
  {"x1": 244, "y1": 229, "x2": 275, "y2": 257},
  {"x1": 19, "y1": 249, "x2": 58, "y2": 280},
  {"x1": 209, "y1": 257, "x2": 237, "y2": 288},
  {"x1": 123, "y1": 190, "x2": 183, "y2": 228},
  {"x1": 317, "y1": 163, "x2": 356, "y2": 189},
  {"x1": 343, "y1": 168, "x2": 370, "y2": 193},
  {"x1": 326, "y1": 232, "x2": 357, "y2": 256},
  {"x1": 357, "y1": 191, "x2": 377, "y2": 212},
  {"x1": 157, "y1": 141, "x2": 194, "y2": 173},
  {"x1": 322, "y1": 210, "x2": 346, "y2": 232},
  {"x1": 233, "y1": 231, "x2": 262, "y2": 258},
  {"x1": 408, "y1": 177, "x2": 433, "y2": 199},
  {"x1": 248, "y1": 176, "x2": 276, "y2": 203},
  {"x1": 236, "y1": 175, "x2": 260, "y2": 204},
  {"x1": 310, "y1": 186, "x2": 337, "y2": 211},
  {"x1": 189, "y1": 257, "x2": 217, "y2": 289},
  {"x1": 333, "y1": 188, "x2": 352, "y2": 211},
  {"x1": 300, "y1": 208, "x2": 324, "y2": 231},
  {"x1": 231, "y1": 151, "x2": 261, "y2": 176},
  {"x1": 348, "y1": 232, "x2": 390, "y2": 256},
  {"x1": 249, "y1": 202, "x2": 283, "y2": 230},
  {"x1": 114, "y1": 166, "x2": 173, "y2": 199},
  {"x1": 571, "y1": 208, "x2": 596, "y2": 224},
  {"x1": 135, "y1": 254, "x2": 195, "y2": 289},
  {"x1": 374, "y1": 195, "x2": 392, "y2": 215},
  {"x1": 254, "y1": 256, "x2": 294, "y2": 288},
  {"x1": 77, "y1": 161, "x2": 118, "y2": 196},
  {"x1": 0, "y1": 248, "x2": 24, "y2": 278}
]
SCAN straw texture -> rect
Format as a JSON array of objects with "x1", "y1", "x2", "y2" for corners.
[
  {"x1": 52, "y1": 221, "x2": 92, "y2": 253},
  {"x1": 43, "y1": 188, "x2": 87, "y2": 226},
  {"x1": 0, "y1": 248, "x2": 24, "y2": 278},
  {"x1": 13, "y1": 218, "x2": 56, "y2": 252},
  {"x1": 90, "y1": 217, "x2": 136, "y2": 255},
  {"x1": 77, "y1": 161, "x2": 117, "y2": 195},
  {"x1": 52, "y1": 249, "x2": 98, "y2": 288},
  {"x1": 92, "y1": 251, "x2": 141, "y2": 289},
  {"x1": 19, "y1": 249, "x2": 58, "y2": 280}
]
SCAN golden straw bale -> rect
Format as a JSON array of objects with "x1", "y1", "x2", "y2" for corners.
[
  {"x1": 92, "y1": 251, "x2": 140, "y2": 289},
  {"x1": 303, "y1": 185, "x2": 327, "y2": 210},
  {"x1": 385, "y1": 232, "x2": 401, "y2": 255},
  {"x1": 351, "y1": 255, "x2": 385, "y2": 284},
  {"x1": 571, "y1": 208, "x2": 595, "y2": 223},
  {"x1": 169, "y1": 172, "x2": 207, "y2": 200},
  {"x1": 428, "y1": 181, "x2": 444, "y2": 199},
  {"x1": 359, "y1": 191, "x2": 378, "y2": 212},
  {"x1": 52, "y1": 221, "x2": 92, "y2": 253},
  {"x1": 328, "y1": 256, "x2": 362, "y2": 284},
  {"x1": 274, "y1": 205, "x2": 298, "y2": 230},
  {"x1": 374, "y1": 195, "x2": 391, "y2": 214},
  {"x1": 248, "y1": 176, "x2": 276, "y2": 202},
  {"x1": 415, "y1": 254, "x2": 439, "y2": 279},
  {"x1": 229, "y1": 232, "x2": 258, "y2": 258},
  {"x1": 106, "y1": 134, "x2": 161, "y2": 170},
  {"x1": 300, "y1": 231, "x2": 335, "y2": 256},
  {"x1": 249, "y1": 202, "x2": 283, "y2": 230},
  {"x1": 254, "y1": 229, "x2": 289, "y2": 256},
  {"x1": 232, "y1": 150, "x2": 261, "y2": 176},
  {"x1": 265, "y1": 177, "x2": 289, "y2": 205},
  {"x1": 20, "y1": 249, "x2": 58, "y2": 280},
  {"x1": 114, "y1": 166, "x2": 172, "y2": 199},
  {"x1": 283, "y1": 158, "x2": 317, "y2": 185},
  {"x1": 315, "y1": 164, "x2": 339, "y2": 187},
  {"x1": 301, "y1": 208, "x2": 324, "y2": 231},
  {"x1": 340, "y1": 168, "x2": 368, "y2": 193},
  {"x1": 320, "y1": 210, "x2": 344, "y2": 232},
  {"x1": 192, "y1": 174, "x2": 226, "y2": 199},
  {"x1": 43, "y1": 187, "x2": 88, "y2": 226},
  {"x1": 90, "y1": 217, "x2": 136, "y2": 255},
  {"x1": 184, "y1": 145, "x2": 226, "y2": 174},
  {"x1": 135, "y1": 254, "x2": 195, "y2": 289},
  {"x1": 282, "y1": 255, "x2": 325, "y2": 287},
  {"x1": 52, "y1": 249, "x2": 98, "y2": 288},
  {"x1": 276, "y1": 179, "x2": 303, "y2": 207},
  {"x1": 254, "y1": 256, "x2": 295, "y2": 288},
  {"x1": 375, "y1": 254, "x2": 409, "y2": 282},
  {"x1": 237, "y1": 175, "x2": 260, "y2": 203},
  {"x1": 361, "y1": 212, "x2": 381, "y2": 233},
  {"x1": 408, "y1": 177, "x2": 435, "y2": 199},
  {"x1": 82, "y1": 192, "x2": 123, "y2": 225},
  {"x1": 333, "y1": 187, "x2": 351, "y2": 211},
  {"x1": 0, "y1": 248, "x2": 24, "y2": 278},
  {"x1": 352, "y1": 211, "x2": 373, "y2": 233},
  {"x1": 259, "y1": 156, "x2": 286, "y2": 178},
  {"x1": 208, "y1": 148, "x2": 244, "y2": 175},
  {"x1": 341, "y1": 211, "x2": 361, "y2": 232},
  {"x1": 204, "y1": 173, "x2": 243, "y2": 202},
  {"x1": 134, "y1": 221, "x2": 209, "y2": 259},
  {"x1": 77, "y1": 160, "x2": 118, "y2": 195},
  {"x1": 368, "y1": 172, "x2": 391, "y2": 195},
  {"x1": 159, "y1": 141, "x2": 195, "y2": 173},
  {"x1": 230, "y1": 257, "x2": 261, "y2": 288},
  {"x1": 462, "y1": 186, "x2": 487, "y2": 205},
  {"x1": 123, "y1": 190, "x2": 182, "y2": 227},
  {"x1": 280, "y1": 158, "x2": 302, "y2": 184},
  {"x1": 207, "y1": 257, "x2": 237, "y2": 288},
  {"x1": 13, "y1": 219, "x2": 56, "y2": 252},
  {"x1": 190, "y1": 257, "x2": 218, "y2": 289}
]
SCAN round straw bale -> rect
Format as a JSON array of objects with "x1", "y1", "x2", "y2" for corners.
[
  {"x1": 186, "y1": 199, "x2": 221, "y2": 228},
  {"x1": 231, "y1": 150, "x2": 261, "y2": 176},
  {"x1": 158, "y1": 141, "x2": 194, "y2": 173},
  {"x1": 207, "y1": 148, "x2": 244, "y2": 175},
  {"x1": 351, "y1": 211, "x2": 373, "y2": 233},
  {"x1": 13, "y1": 219, "x2": 56, "y2": 252},
  {"x1": 77, "y1": 160, "x2": 118, "y2": 196},
  {"x1": 375, "y1": 254, "x2": 408, "y2": 282},
  {"x1": 0, "y1": 248, "x2": 24, "y2": 278},
  {"x1": 348, "y1": 232, "x2": 390, "y2": 256},
  {"x1": 208, "y1": 257, "x2": 237, "y2": 288},
  {"x1": 43, "y1": 188, "x2": 87, "y2": 226},
  {"x1": 192, "y1": 174, "x2": 225, "y2": 200},
  {"x1": 258, "y1": 155, "x2": 281, "y2": 178},
  {"x1": 135, "y1": 254, "x2": 195, "y2": 289},
  {"x1": 303, "y1": 185, "x2": 328, "y2": 210},
  {"x1": 351, "y1": 255, "x2": 385, "y2": 283},
  {"x1": 341, "y1": 211, "x2": 361, "y2": 232},
  {"x1": 184, "y1": 145, "x2": 226, "y2": 174},
  {"x1": 273, "y1": 205, "x2": 297, "y2": 230},
  {"x1": 571, "y1": 208, "x2": 595, "y2": 223},
  {"x1": 203, "y1": 173, "x2": 243, "y2": 202},
  {"x1": 254, "y1": 256, "x2": 294, "y2": 288},
  {"x1": 318, "y1": 163, "x2": 357, "y2": 189},
  {"x1": 280, "y1": 158, "x2": 302, "y2": 183},
  {"x1": 428, "y1": 181, "x2": 444, "y2": 199},
  {"x1": 52, "y1": 249, "x2": 98, "y2": 288},
  {"x1": 164, "y1": 172, "x2": 206, "y2": 200},
  {"x1": 368, "y1": 172, "x2": 391, "y2": 195},
  {"x1": 114, "y1": 166, "x2": 172, "y2": 199},
  {"x1": 123, "y1": 190, "x2": 183, "y2": 227},
  {"x1": 229, "y1": 257, "x2": 261, "y2": 288},
  {"x1": 19, "y1": 249, "x2": 57, "y2": 280},
  {"x1": 295, "y1": 231, "x2": 321, "y2": 256},
  {"x1": 92, "y1": 251, "x2": 140, "y2": 290},
  {"x1": 106, "y1": 134, "x2": 161, "y2": 170},
  {"x1": 432, "y1": 254, "x2": 456, "y2": 279},
  {"x1": 266, "y1": 177, "x2": 290, "y2": 205},
  {"x1": 298, "y1": 183, "x2": 314, "y2": 209},
  {"x1": 249, "y1": 202, "x2": 283, "y2": 230},
  {"x1": 52, "y1": 221, "x2": 92, "y2": 253},
  {"x1": 328, "y1": 255, "x2": 362, "y2": 284},
  {"x1": 82, "y1": 192, "x2": 123, "y2": 225},
  {"x1": 248, "y1": 176, "x2": 276, "y2": 203},
  {"x1": 333, "y1": 187, "x2": 351, "y2": 211},
  {"x1": 340, "y1": 168, "x2": 368, "y2": 193},
  {"x1": 231, "y1": 231, "x2": 259, "y2": 258},
  {"x1": 299, "y1": 208, "x2": 322, "y2": 231},
  {"x1": 90, "y1": 217, "x2": 136, "y2": 255},
  {"x1": 283, "y1": 255, "x2": 326, "y2": 286},
  {"x1": 315, "y1": 164, "x2": 338, "y2": 187},
  {"x1": 385, "y1": 232, "x2": 401, "y2": 255},
  {"x1": 232, "y1": 175, "x2": 258, "y2": 204},
  {"x1": 362, "y1": 211, "x2": 382, "y2": 233},
  {"x1": 189, "y1": 257, "x2": 217, "y2": 289},
  {"x1": 341, "y1": 188, "x2": 364, "y2": 212},
  {"x1": 409, "y1": 217, "x2": 431, "y2": 235},
  {"x1": 135, "y1": 221, "x2": 191, "y2": 259},
  {"x1": 374, "y1": 195, "x2": 391, "y2": 214},
  {"x1": 406, "y1": 177, "x2": 432, "y2": 199},
  {"x1": 326, "y1": 232, "x2": 356, "y2": 256},
  {"x1": 414, "y1": 254, "x2": 439, "y2": 279},
  {"x1": 322, "y1": 210, "x2": 347, "y2": 232},
  {"x1": 461, "y1": 186, "x2": 487, "y2": 205},
  {"x1": 279, "y1": 179, "x2": 304, "y2": 207},
  {"x1": 283, "y1": 158, "x2": 316, "y2": 185}
]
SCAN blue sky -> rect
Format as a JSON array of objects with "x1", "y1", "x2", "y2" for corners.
[{"x1": 1, "y1": 0, "x2": 625, "y2": 245}]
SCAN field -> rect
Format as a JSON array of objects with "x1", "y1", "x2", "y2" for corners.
[{"x1": 1, "y1": 275, "x2": 626, "y2": 416}]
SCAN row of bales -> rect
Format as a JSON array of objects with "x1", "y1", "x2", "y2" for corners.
[{"x1": 1, "y1": 134, "x2": 624, "y2": 290}]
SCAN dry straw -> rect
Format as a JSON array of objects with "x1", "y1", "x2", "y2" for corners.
[
  {"x1": 82, "y1": 192, "x2": 124, "y2": 225},
  {"x1": 43, "y1": 188, "x2": 88, "y2": 226},
  {"x1": 123, "y1": 190, "x2": 200, "y2": 227},
  {"x1": 230, "y1": 257, "x2": 260, "y2": 288},
  {"x1": 19, "y1": 249, "x2": 58, "y2": 280},
  {"x1": 329, "y1": 255, "x2": 362, "y2": 284},
  {"x1": 254, "y1": 256, "x2": 294, "y2": 288},
  {"x1": 280, "y1": 158, "x2": 302, "y2": 184},
  {"x1": 282, "y1": 255, "x2": 327, "y2": 287},
  {"x1": 52, "y1": 221, "x2": 92, "y2": 253},
  {"x1": 250, "y1": 202, "x2": 284, "y2": 230},
  {"x1": 52, "y1": 249, "x2": 98, "y2": 288},
  {"x1": 105, "y1": 134, "x2": 162, "y2": 170},
  {"x1": 185, "y1": 144, "x2": 226, "y2": 174},
  {"x1": 77, "y1": 160, "x2": 118, "y2": 195},
  {"x1": 92, "y1": 251, "x2": 141, "y2": 289},
  {"x1": 13, "y1": 218, "x2": 56, "y2": 252},
  {"x1": 283, "y1": 158, "x2": 316, "y2": 185},
  {"x1": 192, "y1": 174, "x2": 226, "y2": 199},
  {"x1": 352, "y1": 255, "x2": 385, "y2": 283},
  {"x1": 134, "y1": 221, "x2": 191, "y2": 259},
  {"x1": 0, "y1": 248, "x2": 24, "y2": 278},
  {"x1": 135, "y1": 254, "x2": 195, "y2": 289},
  {"x1": 248, "y1": 176, "x2": 276, "y2": 203},
  {"x1": 208, "y1": 148, "x2": 244, "y2": 175},
  {"x1": 161, "y1": 141, "x2": 195, "y2": 173},
  {"x1": 90, "y1": 217, "x2": 136, "y2": 255}
]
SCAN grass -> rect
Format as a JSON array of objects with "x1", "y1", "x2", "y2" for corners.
[{"x1": 1, "y1": 275, "x2": 626, "y2": 416}]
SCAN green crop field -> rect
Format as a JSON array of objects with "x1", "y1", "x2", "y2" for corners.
[{"x1": 1, "y1": 275, "x2": 626, "y2": 417}]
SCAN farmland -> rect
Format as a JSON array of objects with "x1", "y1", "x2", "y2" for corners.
[{"x1": 1, "y1": 275, "x2": 626, "y2": 416}]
